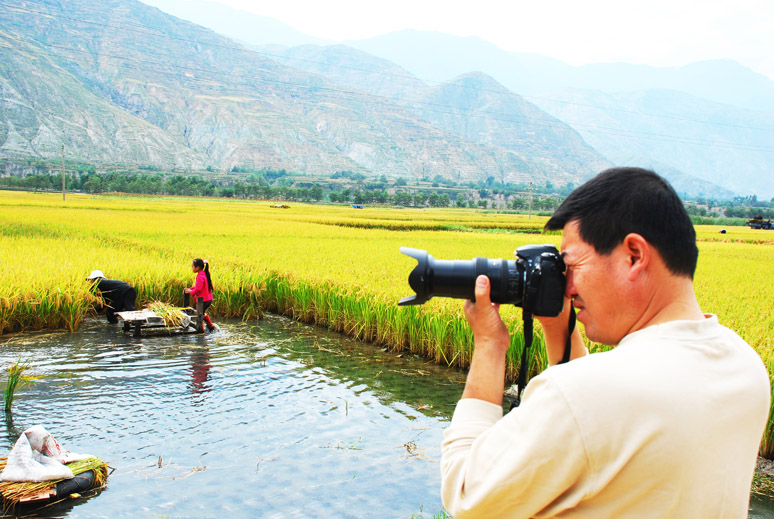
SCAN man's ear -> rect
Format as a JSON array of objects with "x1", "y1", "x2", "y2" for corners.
[{"x1": 622, "y1": 233, "x2": 650, "y2": 280}]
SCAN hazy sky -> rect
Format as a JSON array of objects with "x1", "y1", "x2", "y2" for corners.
[{"x1": 195, "y1": 0, "x2": 774, "y2": 79}]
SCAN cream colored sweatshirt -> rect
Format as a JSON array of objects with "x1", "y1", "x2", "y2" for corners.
[{"x1": 441, "y1": 315, "x2": 770, "y2": 519}]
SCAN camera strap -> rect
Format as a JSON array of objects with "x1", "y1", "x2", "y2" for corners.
[
  {"x1": 511, "y1": 312, "x2": 533, "y2": 409},
  {"x1": 510, "y1": 306, "x2": 576, "y2": 410},
  {"x1": 561, "y1": 306, "x2": 576, "y2": 364}
]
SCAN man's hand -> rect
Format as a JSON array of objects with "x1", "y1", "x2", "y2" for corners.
[
  {"x1": 536, "y1": 297, "x2": 588, "y2": 365},
  {"x1": 461, "y1": 275, "x2": 511, "y2": 404},
  {"x1": 463, "y1": 275, "x2": 510, "y2": 353}
]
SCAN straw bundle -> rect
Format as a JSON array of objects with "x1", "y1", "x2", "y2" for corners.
[
  {"x1": 0, "y1": 456, "x2": 108, "y2": 510},
  {"x1": 753, "y1": 470, "x2": 774, "y2": 498},
  {"x1": 147, "y1": 301, "x2": 189, "y2": 328}
]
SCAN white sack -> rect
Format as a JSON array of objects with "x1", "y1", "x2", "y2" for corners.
[{"x1": 0, "y1": 425, "x2": 91, "y2": 482}]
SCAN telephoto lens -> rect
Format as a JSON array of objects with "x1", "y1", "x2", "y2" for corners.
[
  {"x1": 398, "y1": 245, "x2": 565, "y2": 316},
  {"x1": 398, "y1": 247, "x2": 522, "y2": 306}
]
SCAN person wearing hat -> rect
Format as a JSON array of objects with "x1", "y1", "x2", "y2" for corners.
[{"x1": 87, "y1": 270, "x2": 137, "y2": 324}]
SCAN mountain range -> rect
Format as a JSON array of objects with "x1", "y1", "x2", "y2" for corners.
[
  {"x1": 260, "y1": 42, "x2": 771, "y2": 198},
  {"x1": 0, "y1": 0, "x2": 616, "y2": 188},
  {"x1": 1, "y1": 0, "x2": 772, "y2": 198}
]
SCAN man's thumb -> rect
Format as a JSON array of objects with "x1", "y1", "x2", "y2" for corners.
[{"x1": 475, "y1": 275, "x2": 489, "y2": 302}]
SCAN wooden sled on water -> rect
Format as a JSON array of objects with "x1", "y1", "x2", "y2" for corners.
[{"x1": 117, "y1": 296, "x2": 207, "y2": 338}]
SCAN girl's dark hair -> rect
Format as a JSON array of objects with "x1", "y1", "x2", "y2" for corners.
[
  {"x1": 193, "y1": 258, "x2": 214, "y2": 292},
  {"x1": 545, "y1": 167, "x2": 698, "y2": 278}
]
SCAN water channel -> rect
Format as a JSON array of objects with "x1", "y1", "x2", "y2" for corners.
[
  {"x1": 0, "y1": 315, "x2": 466, "y2": 518},
  {"x1": 1, "y1": 315, "x2": 772, "y2": 518}
]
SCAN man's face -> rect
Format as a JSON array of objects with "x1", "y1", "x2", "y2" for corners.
[{"x1": 560, "y1": 220, "x2": 634, "y2": 345}]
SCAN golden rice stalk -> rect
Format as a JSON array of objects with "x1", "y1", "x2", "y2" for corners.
[{"x1": 146, "y1": 301, "x2": 188, "y2": 328}]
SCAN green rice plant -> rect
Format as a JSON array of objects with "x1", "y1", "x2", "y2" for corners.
[
  {"x1": 3, "y1": 356, "x2": 38, "y2": 413},
  {"x1": 758, "y1": 357, "x2": 774, "y2": 460},
  {"x1": 408, "y1": 509, "x2": 451, "y2": 519}
]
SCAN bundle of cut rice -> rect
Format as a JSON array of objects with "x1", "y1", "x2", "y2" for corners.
[
  {"x1": 147, "y1": 301, "x2": 190, "y2": 328},
  {"x1": 0, "y1": 456, "x2": 108, "y2": 510}
]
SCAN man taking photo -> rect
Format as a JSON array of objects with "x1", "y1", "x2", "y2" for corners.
[{"x1": 441, "y1": 167, "x2": 770, "y2": 518}]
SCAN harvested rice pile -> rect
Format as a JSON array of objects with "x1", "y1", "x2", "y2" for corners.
[
  {"x1": 147, "y1": 301, "x2": 189, "y2": 328},
  {"x1": 0, "y1": 456, "x2": 108, "y2": 509}
]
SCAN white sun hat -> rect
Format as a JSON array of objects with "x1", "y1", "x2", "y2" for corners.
[{"x1": 87, "y1": 270, "x2": 105, "y2": 280}]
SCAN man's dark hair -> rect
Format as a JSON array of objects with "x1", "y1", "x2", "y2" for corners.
[{"x1": 545, "y1": 167, "x2": 698, "y2": 277}]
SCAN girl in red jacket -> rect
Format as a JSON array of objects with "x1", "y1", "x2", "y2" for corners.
[{"x1": 184, "y1": 258, "x2": 217, "y2": 332}]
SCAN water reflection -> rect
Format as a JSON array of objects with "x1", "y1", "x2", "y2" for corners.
[
  {"x1": 751, "y1": 495, "x2": 774, "y2": 518},
  {"x1": 3, "y1": 414, "x2": 21, "y2": 446},
  {"x1": 188, "y1": 348, "x2": 212, "y2": 394}
]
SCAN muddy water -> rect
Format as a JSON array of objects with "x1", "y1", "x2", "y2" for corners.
[
  {"x1": 0, "y1": 316, "x2": 465, "y2": 518},
  {"x1": 752, "y1": 496, "x2": 774, "y2": 518},
  {"x1": 2, "y1": 315, "x2": 772, "y2": 518}
]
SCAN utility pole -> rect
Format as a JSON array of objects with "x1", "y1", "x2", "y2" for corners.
[
  {"x1": 61, "y1": 144, "x2": 66, "y2": 201},
  {"x1": 528, "y1": 181, "x2": 533, "y2": 219}
]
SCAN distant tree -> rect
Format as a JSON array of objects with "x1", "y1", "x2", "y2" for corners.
[
  {"x1": 511, "y1": 196, "x2": 527, "y2": 210},
  {"x1": 394, "y1": 192, "x2": 413, "y2": 206},
  {"x1": 559, "y1": 182, "x2": 575, "y2": 196},
  {"x1": 374, "y1": 190, "x2": 389, "y2": 204}
]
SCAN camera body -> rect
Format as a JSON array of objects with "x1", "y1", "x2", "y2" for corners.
[{"x1": 399, "y1": 244, "x2": 566, "y2": 317}]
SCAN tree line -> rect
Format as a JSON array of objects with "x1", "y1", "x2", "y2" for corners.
[
  {"x1": 1, "y1": 170, "x2": 771, "y2": 220},
  {"x1": 0, "y1": 171, "x2": 540, "y2": 209}
]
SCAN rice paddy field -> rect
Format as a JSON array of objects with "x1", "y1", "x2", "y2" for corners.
[{"x1": 1, "y1": 190, "x2": 773, "y2": 456}]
